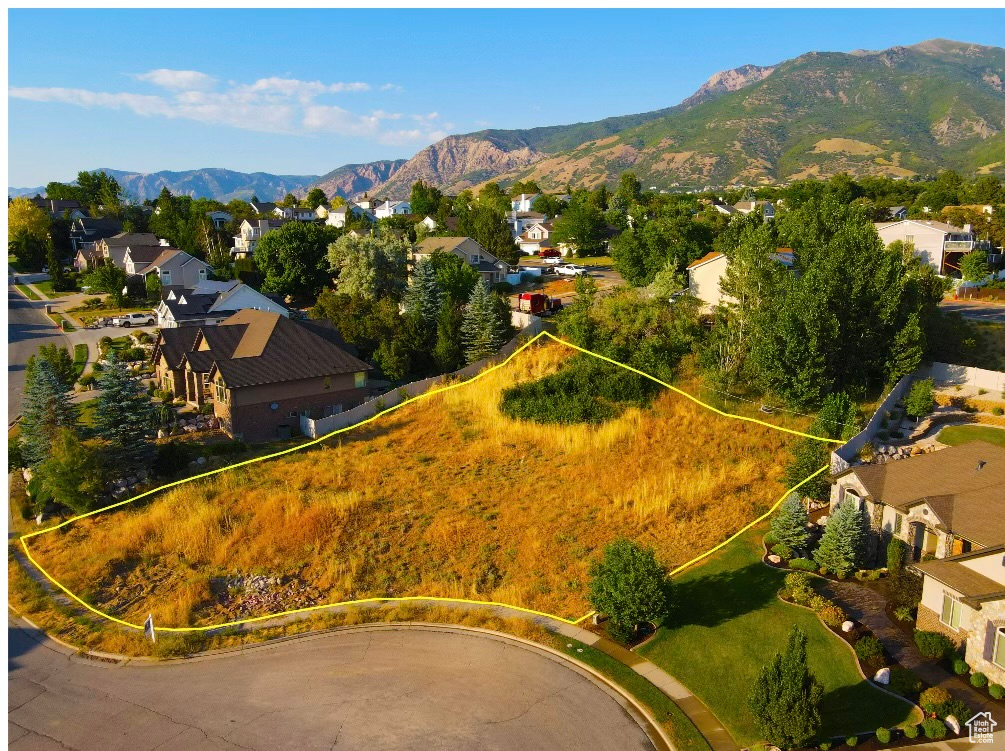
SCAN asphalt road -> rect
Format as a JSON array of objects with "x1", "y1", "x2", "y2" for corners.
[
  {"x1": 939, "y1": 299, "x2": 1005, "y2": 324},
  {"x1": 7, "y1": 285, "x2": 68, "y2": 424},
  {"x1": 8, "y1": 621, "x2": 654, "y2": 751}
]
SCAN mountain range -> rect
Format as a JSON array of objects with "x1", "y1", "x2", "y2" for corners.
[{"x1": 10, "y1": 39, "x2": 1005, "y2": 202}]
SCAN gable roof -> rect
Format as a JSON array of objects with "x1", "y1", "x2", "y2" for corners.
[
  {"x1": 205, "y1": 310, "x2": 372, "y2": 388},
  {"x1": 686, "y1": 251, "x2": 725, "y2": 270},
  {"x1": 154, "y1": 326, "x2": 202, "y2": 369},
  {"x1": 875, "y1": 219, "x2": 969, "y2": 235},
  {"x1": 838, "y1": 441, "x2": 1005, "y2": 546},
  {"x1": 102, "y1": 232, "x2": 160, "y2": 247},
  {"x1": 124, "y1": 246, "x2": 166, "y2": 266}
]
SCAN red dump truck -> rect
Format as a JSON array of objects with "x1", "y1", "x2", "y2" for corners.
[{"x1": 517, "y1": 293, "x2": 564, "y2": 316}]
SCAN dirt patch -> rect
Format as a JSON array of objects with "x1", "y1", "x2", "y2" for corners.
[{"x1": 812, "y1": 138, "x2": 882, "y2": 155}]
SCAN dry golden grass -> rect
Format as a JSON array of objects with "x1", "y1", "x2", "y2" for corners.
[{"x1": 28, "y1": 341, "x2": 808, "y2": 627}]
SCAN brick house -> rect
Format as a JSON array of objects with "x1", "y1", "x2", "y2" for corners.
[{"x1": 153, "y1": 309, "x2": 371, "y2": 442}]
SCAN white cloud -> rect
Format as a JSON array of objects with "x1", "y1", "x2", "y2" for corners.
[
  {"x1": 9, "y1": 70, "x2": 445, "y2": 145},
  {"x1": 134, "y1": 69, "x2": 217, "y2": 91}
]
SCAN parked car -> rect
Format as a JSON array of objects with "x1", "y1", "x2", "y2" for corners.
[
  {"x1": 555, "y1": 264, "x2": 587, "y2": 277},
  {"x1": 543, "y1": 256, "x2": 565, "y2": 265},
  {"x1": 539, "y1": 248, "x2": 562, "y2": 259},
  {"x1": 111, "y1": 312, "x2": 155, "y2": 328}
]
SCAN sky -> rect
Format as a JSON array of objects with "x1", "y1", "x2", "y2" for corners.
[{"x1": 8, "y1": 9, "x2": 1005, "y2": 188}]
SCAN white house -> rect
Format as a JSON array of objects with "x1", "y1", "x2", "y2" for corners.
[
  {"x1": 156, "y1": 280, "x2": 288, "y2": 328},
  {"x1": 325, "y1": 203, "x2": 376, "y2": 229},
  {"x1": 511, "y1": 193, "x2": 539, "y2": 213},
  {"x1": 875, "y1": 219, "x2": 989, "y2": 275},
  {"x1": 412, "y1": 236, "x2": 509, "y2": 285},
  {"x1": 507, "y1": 210, "x2": 547, "y2": 240},
  {"x1": 273, "y1": 205, "x2": 317, "y2": 222},
  {"x1": 733, "y1": 200, "x2": 775, "y2": 220},
  {"x1": 374, "y1": 200, "x2": 411, "y2": 219},
  {"x1": 205, "y1": 211, "x2": 233, "y2": 229},
  {"x1": 233, "y1": 219, "x2": 287, "y2": 259}
]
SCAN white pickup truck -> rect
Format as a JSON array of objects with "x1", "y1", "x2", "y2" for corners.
[
  {"x1": 110, "y1": 312, "x2": 156, "y2": 328},
  {"x1": 555, "y1": 264, "x2": 588, "y2": 277}
]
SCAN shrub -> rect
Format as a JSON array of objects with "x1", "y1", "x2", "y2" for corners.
[
  {"x1": 876, "y1": 430, "x2": 889, "y2": 441},
  {"x1": 789, "y1": 558, "x2": 817, "y2": 572},
  {"x1": 854, "y1": 635, "x2": 884, "y2": 663},
  {"x1": 819, "y1": 743, "x2": 831, "y2": 751},
  {"x1": 818, "y1": 603, "x2": 847, "y2": 629},
  {"x1": 846, "y1": 735, "x2": 859, "y2": 747},
  {"x1": 903, "y1": 725, "x2": 919, "y2": 739},
  {"x1": 894, "y1": 606, "x2": 914, "y2": 622},
  {"x1": 920, "y1": 686, "x2": 952, "y2": 714},
  {"x1": 763, "y1": 531, "x2": 779, "y2": 547},
  {"x1": 875, "y1": 727, "x2": 891, "y2": 745},
  {"x1": 772, "y1": 542, "x2": 793, "y2": 560},
  {"x1": 784, "y1": 571, "x2": 814, "y2": 603},
  {"x1": 989, "y1": 683, "x2": 1004, "y2": 700},
  {"x1": 854, "y1": 569, "x2": 881, "y2": 582},
  {"x1": 121, "y1": 346, "x2": 147, "y2": 362},
  {"x1": 78, "y1": 373, "x2": 96, "y2": 388},
  {"x1": 887, "y1": 666, "x2": 922, "y2": 698},
  {"x1": 500, "y1": 354, "x2": 660, "y2": 424},
  {"x1": 970, "y1": 672, "x2": 988, "y2": 688},
  {"x1": 940, "y1": 698, "x2": 973, "y2": 723},
  {"x1": 921, "y1": 719, "x2": 946, "y2": 740},
  {"x1": 152, "y1": 441, "x2": 199, "y2": 478},
  {"x1": 992, "y1": 407, "x2": 1004, "y2": 416},
  {"x1": 914, "y1": 630, "x2": 954, "y2": 660},
  {"x1": 953, "y1": 658, "x2": 969, "y2": 675},
  {"x1": 905, "y1": 378, "x2": 935, "y2": 419}
]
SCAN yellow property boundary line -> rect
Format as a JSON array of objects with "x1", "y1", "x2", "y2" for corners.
[{"x1": 18, "y1": 330, "x2": 841, "y2": 634}]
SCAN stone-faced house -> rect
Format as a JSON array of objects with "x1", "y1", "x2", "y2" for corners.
[
  {"x1": 153, "y1": 309, "x2": 371, "y2": 442},
  {"x1": 829, "y1": 441, "x2": 1005, "y2": 565},
  {"x1": 914, "y1": 545, "x2": 1005, "y2": 687}
]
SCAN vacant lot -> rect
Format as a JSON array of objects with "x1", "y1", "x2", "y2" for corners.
[{"x1": 28, "y1": 341, "x2": 810, "y2": 628}]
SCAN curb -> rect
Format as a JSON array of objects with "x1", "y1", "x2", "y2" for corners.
[{"x1": 8, "y1": 613, "x2": 675, "y2": 751}]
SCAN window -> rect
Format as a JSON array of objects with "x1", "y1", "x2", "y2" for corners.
[
  {"x1": 214, "y1": 382, "x2": 228, "y2": 404},
  {"x1": 161, "y1": 270, "x2": 172, "y2": 286},
  {"x1": 894, "y1": 512, "x2": 903, "y2": 535},
  {"x1": 354, "y1": 371, "x2": 366, "y2": 389},
  {"x1": 470, "y1": 254, "x2": 480, "y2": 264},
  {"x1": 287, "y1": 411, "x2": 298, "y2": 418},
  {"x1": 994, "y1": 627, "x2": 1005, "y2": 669},
  {"x1": 940, "y1": 592, "x2": 962, "y2": 630}
]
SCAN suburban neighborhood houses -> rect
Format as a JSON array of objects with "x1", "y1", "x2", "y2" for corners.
[{"x1": 9, "y1": 13, "x2": 1005, "y2": 751}]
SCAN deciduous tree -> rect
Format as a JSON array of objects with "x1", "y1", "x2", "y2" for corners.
[{"x1": 587, "y1": 538, "x2": 671, "y2": 642}]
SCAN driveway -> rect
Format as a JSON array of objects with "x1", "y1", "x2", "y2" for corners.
[
  {"x1": 8, "y1": 619, "x2": 655, "y2": 751},
  {"x1": 7, "y1": 286, "x2": 69, "y2": 424},
  {"x1": 939, "y1": 300, "x2": 1005, "y2": 324}
]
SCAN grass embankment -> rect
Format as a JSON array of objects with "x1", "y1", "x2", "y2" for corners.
[
  {"x1": 637, "y1": 524, "x2": 916, "y2": 745},
  {"x1": 555, "y1": 636, "x2": 710, "y2": 751},
  {"x1": 27, "y1": 341, "x2": 809, "y2": 630},
  {"x1": 72, "y1": 343, "x2": 87, "y2": 378},
  {"x1": 14, "y1": 284, "x2": 41, "y2": 301},
  {"x1": 34, "y1": 280, "x2": 76, "y2": 298},
  {"x1": 937, "y1": 424, "x2": 1005, "y2": 448}
]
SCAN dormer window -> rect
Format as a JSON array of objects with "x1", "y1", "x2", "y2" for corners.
[{"x1": 470, "y1": 254, "x2": 480, "y2": 265}]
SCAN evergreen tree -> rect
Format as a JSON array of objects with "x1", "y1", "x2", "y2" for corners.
[
  {"x1": 886, "y1": 313, "x2": 925, "y2": 385},
  {"x1": 94, "y1": 353, "x2": 156, "y2": 471},
  {"x1": 403, "y1": 258, "x2": 443, "y2": 336},
  {"x1": 433, "y1": 301, "x2": 464, "y2": 373},
  {"x1": 749, "y1": 626, "x2": 823, "y2": 748},
  {"x1": 813, "y1": 500, "x2": 868, "y2": 576},
  {"x1": 45, "y1": 239, "x2": 70, "y2": 292},
  {"x1": 35, "y1": 428, "x2": 106, "y2": 514},
  {"x1": 20, "y1": 359, "x2": 77, "y2": 469},
  {"x1": 784, "y1": 438, "x2": 830, "y2": 500},
  {"x1": 771, "y1": 494, "x2": 811, "y2": 551},
  {"x1": 461, "y1": 281, "x2": 511, "y2": 364},
  {"x1": 25, "y1": 344, "x2": 77, "y2": 390}
]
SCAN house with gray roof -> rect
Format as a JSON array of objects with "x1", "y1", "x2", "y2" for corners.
[
  {"x1": 412, "y1": 236, "x2": 509, "y2": 285},
  {"x1": 156, "y1": 280, "x2": 288, "y2": 328}
]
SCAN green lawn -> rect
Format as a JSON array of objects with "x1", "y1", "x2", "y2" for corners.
[
  {"x1": 8, "y1": 254, "x2": 29, "y2": 273},
  {"x1": 33, "y1": 279, "x2": 77, "y2": 298},
  {"x1": 557, "y1": 637, "x2": 711, "y2": 751},
  {"x1": 77, "y1": 398, "x2": 98, "y2": 428},
  {"x1": 14, "y1": 284, "x2": 41, "y2": 301},
  {"x1": 72, "y1": 344, "x2": 88, "y2": 380},
  {"x1": 574, "y1": 255, "x2": 613, "y2": 266},
  {"x1": 638, "y1": 525, "x2": 916, "y2": 746},
  {"x1": 937, "y1": 424, "x2": 1005, "y2": 449}
]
